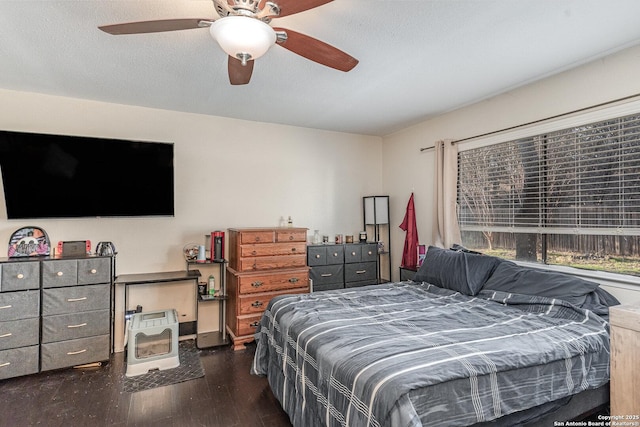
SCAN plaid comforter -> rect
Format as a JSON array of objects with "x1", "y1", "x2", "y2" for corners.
[{"x1": 251, "y1": 282, "x2": 611, "y2": 427}]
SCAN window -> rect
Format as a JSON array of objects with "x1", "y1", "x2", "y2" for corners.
[{"x1": 457, "y1": 112, "x2": 640, "y2": 276}]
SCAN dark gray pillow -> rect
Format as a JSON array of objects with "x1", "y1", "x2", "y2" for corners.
[
  {"x1": 413, "y1": 246, "x2": 502, "y2": 295},
  {"x1": 482, "y1": 261, "x2": 601, "y2": 306}
]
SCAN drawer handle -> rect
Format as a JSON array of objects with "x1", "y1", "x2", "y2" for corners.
[
  {"x1": 333, "y1": 253, "x2": 338, "y2": 257},
  {"x1": 0, "y1": 305, "x2": 12, "y2": 310},
  {"x1": 315, "y1": 254, "x2": 321, "y2": 258},
  {"x1": 255, "y1": 237, "x2": 261, "y2": 242},
  {"x1": 251, "y1": 281, "x2": 263, "y2": 287},
  {"x1": 57, "y1": 271, "x2": 64, "y2": 277},
  {"x1": 90, "y1": 269, "x2": 97, "y2": 274},
  {"x1": 67, "y1": 349, "x2": 87, "y2": 355},
  {"x1": 251, "y1": 250, "x2": 257, "y2": 255},
  {"x1": 68, "y1": 323, "x2": 87, "y2": 328},
  {"x1": 0, "y1": 333, "x2": 12, "y2": 338},
  {"x1": 368, "y1": 251, "x2": 373, "y2": 255},
  {"x1": 288, "y1": 277, "x2": 299, "y2": 283},
  {"x1": 67, "y1": 297, "x2": 88, "y2": 302},
  {"x1": 351, "y1": 252, "x2": 356, "y2": 256},
  {"x1": 291, "y1": 247, "x2": 296, "y2": 252},
  {"x1": 0, "y1": 362, "x2": 10, "y2": 368},
  {"x1": 251, "y1": 301, "x2": 263, "y2": 308},
  {"x1": 16, "y1": 273, "x2": 24, "y2": 279},
  {"x1": 289, "y1": 236, "x2": 294, "y2": 240},
  {"x1": 249, "y1": 321, "x2": 260, "y2": 328},
  {"x1": 320, "y1": 273, "x2": 332, "y2": 277},
  {"x1": 356, "y1": 270, "x2": 366, "y2": 274}
]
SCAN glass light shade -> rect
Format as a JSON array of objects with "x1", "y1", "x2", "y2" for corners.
[
  {"x1": 364, "y1": 196, "x2": 389, "y2": 225},
  {"x1": 209, "y1": 16, "x2": 276, "y2": 61}
]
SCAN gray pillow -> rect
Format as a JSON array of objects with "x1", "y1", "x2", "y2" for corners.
[
  {"x1": 482, "y1": 261, "x2": 601, "y2": 306},
  {"x1": 413, "y1": 246, "x2": 502, "y2": 295}
]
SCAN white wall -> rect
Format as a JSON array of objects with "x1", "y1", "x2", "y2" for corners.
[
  {"x1": 382, "y1": 44, "x2": 640, "y2": 300},
  {"x1": 0, "y1": 89, "x2": 382, "y2": 274}
]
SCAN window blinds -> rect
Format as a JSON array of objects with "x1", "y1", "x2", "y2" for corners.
[{"x1": 457, "y1": 113, "x2": 640, "y2": 235}]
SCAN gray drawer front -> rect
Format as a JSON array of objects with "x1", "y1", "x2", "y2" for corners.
[
  {"x1": 313, "y1": 282, "x2": 344, "y2": 292},
  {"x1": 0, "y1": 345, "x2": 39, "y2": 380},
  {"x1": 0, "y1": 291, "x2": 39, "y2": 322},
  {"x1": 310, "y1": 265, "x2": 344, "y2": 287},
  {"x1": 41, "y1": 335, "x2": 109, "y2": 371},
  {"x1": 77, "y1": 258, "x2": 111, "y2": 285},
  {"x1": 42, "y1": 310, "x2": 110, "y2": 343},
  {"x1": 307, "y1": 246, "x2": 327, "y2": 266},
  {"x1": 1, "y1": 262, "x2": 40, "y2": 291},
  {"x1": 324, "y1": 246, "x2": 344, "y2": 265},
  {"x1": 344, "y1": 244, "x2": 362, "y2": 263},
  {"x1": 43, "y1": 284, "x2": 110, "y2": 315},
  {"x1": 0, "y1": 318, "x2": 40, "y2": 350},
  {"x1": 42, "y1": 259, "x2": 78, "y2": 288},
  {"x1": 361, "y1": 244, "x2": 378, "y2": 262},
  {"x1": 345, "y1": 262, "x2": 377, "y2": 284}
]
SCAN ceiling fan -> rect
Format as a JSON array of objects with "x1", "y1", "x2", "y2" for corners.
[{"x1": 99, "y1": 0, "x2": 359, "y2": 85}]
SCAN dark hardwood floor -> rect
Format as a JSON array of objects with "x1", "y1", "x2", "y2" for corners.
[{"x1": 0, "y1": 341, "x2": 292, "y2": 427}]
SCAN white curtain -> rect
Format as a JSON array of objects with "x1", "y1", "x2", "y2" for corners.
[{"x1": 433, "y1": 139, "x2": 462, "y2": 248}]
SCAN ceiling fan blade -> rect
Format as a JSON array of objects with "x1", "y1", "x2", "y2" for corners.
[
  {"x1": 274, "y1": 28, "x2": 358, "y2": 72},
  {"x1": 228, "y1": 56, "x2": 254, "y2": 85},
  {"x1": 264, "y1": 0, "x2": 333, "y2": 18},
  {"x1": 98, "y1": 19, "x2": 210, "y2": 35}
]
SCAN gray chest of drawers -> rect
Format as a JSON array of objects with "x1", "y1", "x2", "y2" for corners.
[
  {"x1": 0, "y1": 255, "x2": 113, "y2": 380},
  {"x1": 308, "y1": 243, "x2": 378, "y2": 291},
  {"x1": 0, "y1": 260, "x2": 40, "y2": 380}
]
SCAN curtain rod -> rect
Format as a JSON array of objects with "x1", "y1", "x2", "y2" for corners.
[{"x1": 419, "y1": 92, "x2": 640, "y2": 152}]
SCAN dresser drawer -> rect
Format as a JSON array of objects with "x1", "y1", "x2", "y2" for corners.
[
  {"x1": 234, "y1": 314, "x2": 264, "y2": 337},
  {"x1": 345, "y1": 244, "x2": 377, "y2": 263},
  {"x1": 41, "y1": 335, "x2": 110, "y2": 371},
  {"x1": 236, "y1": 268, "x2": 309, "y2": 295},
  {"x1": 240, "y1": 242, "x2": 306, "y2": 258},
  {"x1": 1, "y1": 262, "x2": 40, "y2": 291},
  {"x1": 345, "y1": 262, "x2": 377, "y2": 284},
  {"x1": 0, "y1": 290, "x2": 39, "y2": 322},
  {"x1": 276, "y1": 229, "x2": 306, "y2": 242},
  {"x1": 0, "y1": 318, "x2": 39, "y2": 350},
  {"x1": 43, "y1": 284, "x2": 110, "y2": 315},
  {"x1": 238, "y1": 254, "x2": 307, "y2": 272},
  {"x1": 42, "y1": 259, "x2": 78, "y2": 288},
  {"x1": 238, "y1": 288, "x2": 308, "y2": 315},
  {"x1": 0, "y1": 345, "x2": 39, "y2": 380},
  {"x1": 239, "y1": 231, "x2": 275, "y2": 244},
  {"x1": 42, "y1": 309, "x2": 110, "y2": 343},
  {"x1": 314, "y1": 282, "x2": 344, "y2": 292},
  {"x1": 308, "y1": 245, "x2": 344, "y2": 266},
  {"x1": 77, "y1": 258, "x2": 111, "y2": 285},
  {"x1": 310, "y1": 265, "x2": 344, "y2": 287}
]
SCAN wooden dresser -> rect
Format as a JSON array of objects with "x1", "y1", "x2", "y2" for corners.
[
  {"x1": 226, "y1": 227, "x2": 310, "y2": 350},
  {"x1": 609, "y1": 303, "x2": 640, "y2": 416}
]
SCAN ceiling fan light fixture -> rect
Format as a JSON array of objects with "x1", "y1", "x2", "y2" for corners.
[{"x1": 209, "y1": 16, "x2": 276, "y2": 64}]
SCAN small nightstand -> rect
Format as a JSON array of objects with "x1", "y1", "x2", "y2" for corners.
[
  {"x1": 609, "y1": 304, "x2": 640, "y2": 416},
  {"x1": 399, "y1": 266, "x2": 417, "y2": 281}
]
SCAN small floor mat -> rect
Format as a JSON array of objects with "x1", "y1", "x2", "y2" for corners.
[{"x1": 123, "y1": 340, "x2": 204, "y2": 393}]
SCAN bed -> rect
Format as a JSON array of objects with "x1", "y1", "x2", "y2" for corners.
[{"x1": 251, "y1": 246, "x2": 619, "y2": 426}]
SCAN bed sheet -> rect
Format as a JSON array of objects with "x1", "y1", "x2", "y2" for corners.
[{"x1": 251, "y1": 282, "x2": 611, "y2": 427}]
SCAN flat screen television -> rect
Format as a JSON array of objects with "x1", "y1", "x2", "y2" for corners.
[{"x1": 0, "y1": 130, "x2": 175, "y2": 219}]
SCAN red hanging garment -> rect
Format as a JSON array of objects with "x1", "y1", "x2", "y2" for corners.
[{"x1": 399, "y1": 193, "x2": 419, "y2": 268}]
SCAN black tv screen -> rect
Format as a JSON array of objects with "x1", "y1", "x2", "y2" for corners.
[{"x1": 0, "y1": 130, "x2": 174, "y2": 219}]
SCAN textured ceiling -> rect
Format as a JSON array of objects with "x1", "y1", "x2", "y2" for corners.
[{"x1": 2, "y1": 0, "x2": 640, "y2": 136}]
